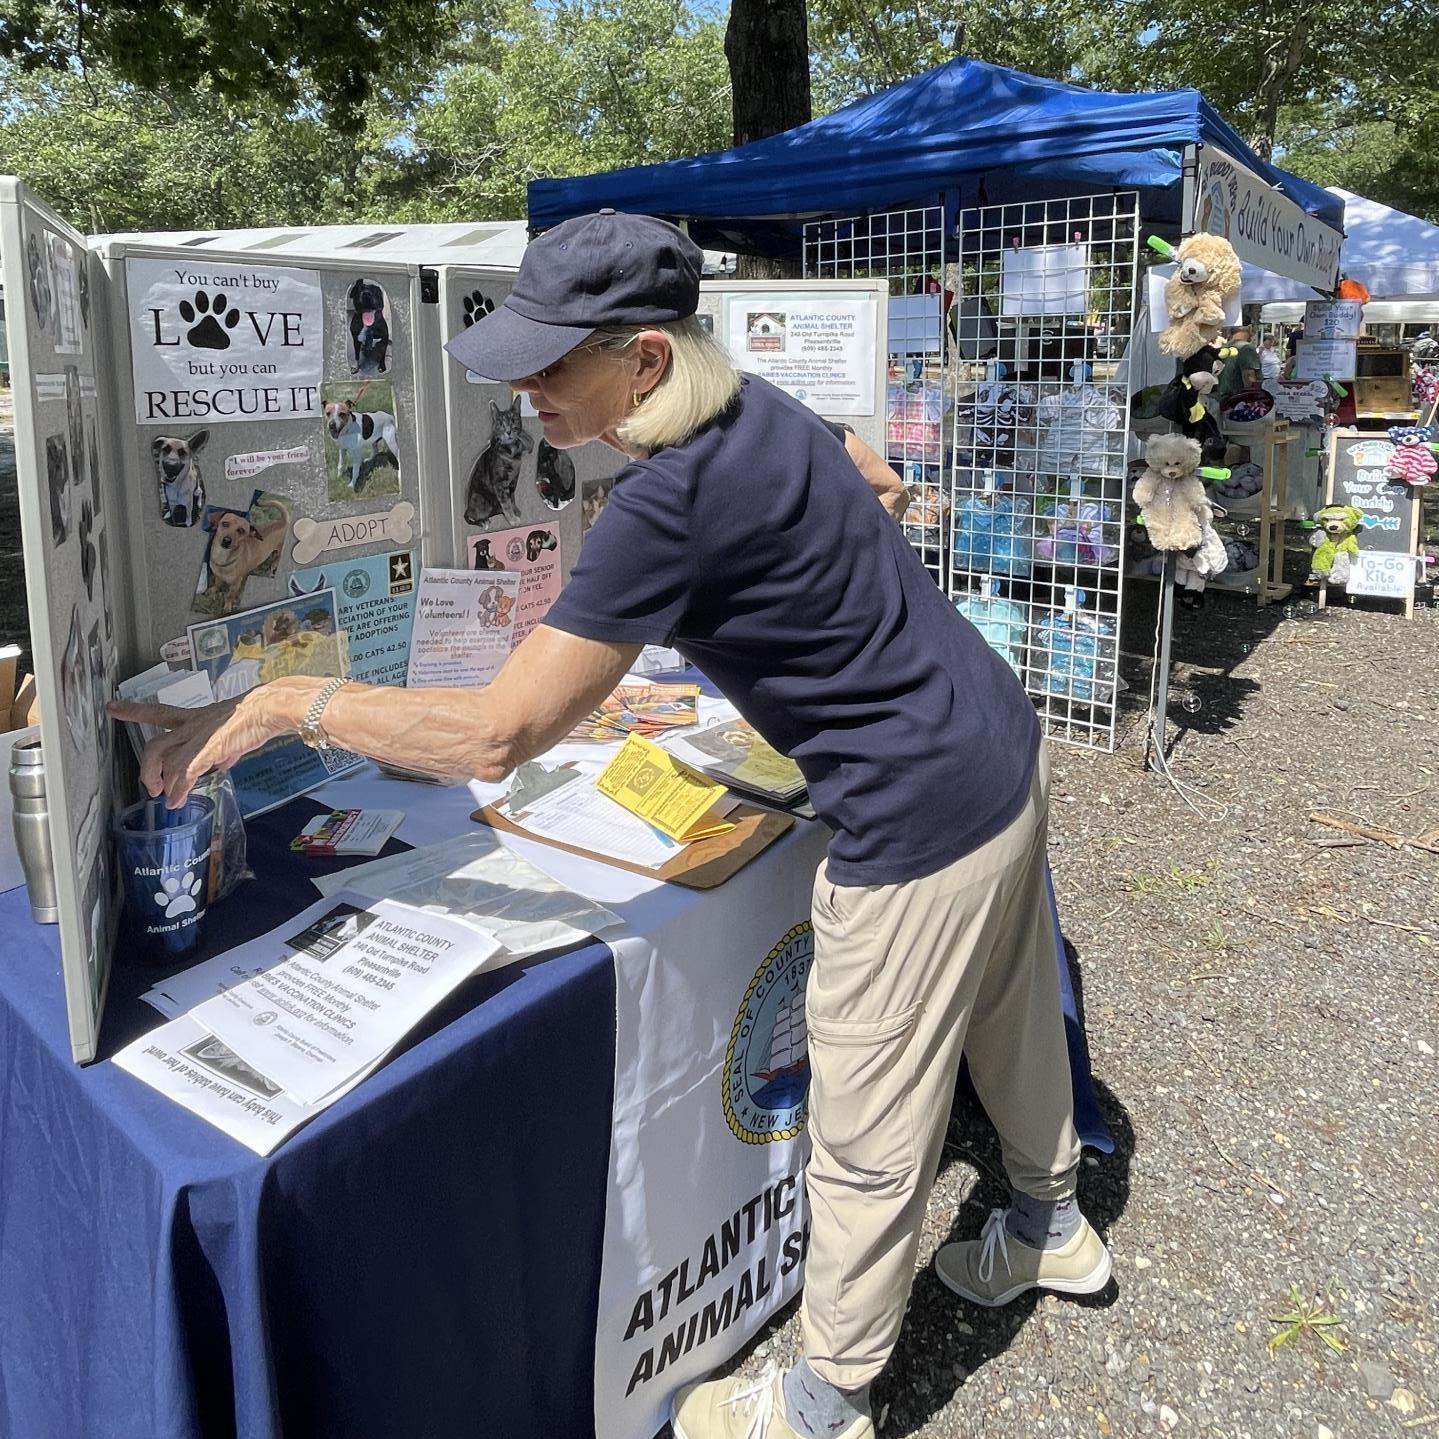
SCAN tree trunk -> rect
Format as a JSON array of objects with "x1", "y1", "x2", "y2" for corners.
[
  {"x1": 1250, "y1": 14, "x2": 1313, "y2": 160},
  {"x1": 725, "y1": 0, "x2": 811, "y2": 147},
  {"x1": 725, "y1": 0, "x2": 811, "y2": 278}
]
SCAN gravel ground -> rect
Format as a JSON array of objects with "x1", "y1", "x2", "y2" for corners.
[
  {"x1": 670, "y1": 541, "x2": 1439, "y2": 1438},
  {"x1": 3, "y1": 400, "x2": 1434, "y2": 1436}
]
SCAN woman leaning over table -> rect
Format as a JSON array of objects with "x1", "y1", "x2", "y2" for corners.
[{"x1": 112, "y1": 211, "x2": 1110, "y2": 1439}]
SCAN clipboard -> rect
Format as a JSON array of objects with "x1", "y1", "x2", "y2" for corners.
[{"x1": 470, "y1": 800, "x2": 796, "y2": 889}]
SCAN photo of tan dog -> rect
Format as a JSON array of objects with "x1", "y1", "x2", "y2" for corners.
[{"x1": 192, "y1": 493, "x2": 293, "y2": 618}]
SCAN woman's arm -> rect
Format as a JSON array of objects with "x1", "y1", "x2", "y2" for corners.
[
  {"x1": 110, "y1": 624, "x2": 641, "y2": 807},
  {"x1": 843, "y1": 430, "x2": 910, "y2": 519}
]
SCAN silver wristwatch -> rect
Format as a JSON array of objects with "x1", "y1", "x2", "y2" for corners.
[{"x1": 298, "y1": 677, "x2": 351, "y2": 750}]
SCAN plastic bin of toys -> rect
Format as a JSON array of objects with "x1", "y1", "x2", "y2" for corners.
[
  {"x1": 1211, "y1": 461, "x2": 1265, "y2": 517},
  {"x1": 1219, "y1": 388, "x2": 1274, "y2": 445},
  {"x1": 1205, "y1": 536, "x2": 1260, "y2": 590}
]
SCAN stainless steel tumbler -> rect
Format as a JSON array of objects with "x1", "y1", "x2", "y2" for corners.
[{"x1": 9, "y1": 739, "x2": 59, "y2": 924}]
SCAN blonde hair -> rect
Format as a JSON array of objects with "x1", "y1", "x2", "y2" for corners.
[{"x1": 591, "y1": 316, "x2": 741, "y2": 451}]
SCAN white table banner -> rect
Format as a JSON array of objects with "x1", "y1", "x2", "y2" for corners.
[{"x1": 594, "y1": 822, "x2": 830, "y2": 1438}]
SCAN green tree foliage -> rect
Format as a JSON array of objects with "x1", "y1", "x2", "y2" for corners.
[
  {"x1": 370, "y1": 0, "x2": 731, "y2": 219},
  {"x1": 1, "y1": 0, "x2": 1434, "y2": 236},
  {"x1": 807, "y1": 0, "x2": 1124, "y2": 115},
  {"x1": 0, "y1": 0, "x2": 453, "y2": 131},
  {"x1": 0, "y1": 60, "x2": 400, "y2": 233}
]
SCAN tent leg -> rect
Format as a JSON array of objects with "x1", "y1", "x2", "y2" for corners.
[{"x1": 1149, "y1": 552, "x2": 1178, "y2": 771}]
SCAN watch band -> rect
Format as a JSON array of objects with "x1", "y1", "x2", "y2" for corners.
[{"x1": 299, "y1": 677, "x2": 350, "y2": 750}]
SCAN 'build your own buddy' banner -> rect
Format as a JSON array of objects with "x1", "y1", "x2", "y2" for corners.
[
  {"x1": 127, "y1": 258, "x2": 324, "y2": 423},
  {"x1": 1195, "y1": 149, "x2": 1342, "y2": 293}
]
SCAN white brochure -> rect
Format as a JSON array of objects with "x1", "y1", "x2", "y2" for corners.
[
  {"x1": 113, "y1": 1014, "x2": 383, "y2": 1156},
  {"x1": 311, "y1": 831, "x2": 625, "y2": 958},
  {"x1": 191, "y1": 897, "x2": 500, "y2": 1105}
]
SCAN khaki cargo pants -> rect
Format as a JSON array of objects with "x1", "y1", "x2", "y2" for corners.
[{"x1": 800, "y1": 742, "x2": 1080, "y2": 1389}]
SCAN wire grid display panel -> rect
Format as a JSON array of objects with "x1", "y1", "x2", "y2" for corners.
[
  {"x1": 947, "y1": 193, "x2": 1140, "y2": 752},
  {"x1": 803, "y1": 207, "x2": 949, "y2": 586}
]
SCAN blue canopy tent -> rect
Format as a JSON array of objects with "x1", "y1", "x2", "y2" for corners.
[{"x1": 528, "y1": 57, "x2": 1343, "y2": 259}]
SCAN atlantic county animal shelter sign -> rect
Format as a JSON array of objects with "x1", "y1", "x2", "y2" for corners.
[{"x1": 126, "y1": 258, "x2": 325, "y2": 423}]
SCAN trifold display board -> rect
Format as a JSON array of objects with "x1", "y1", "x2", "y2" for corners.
[
  {"x1": 0, "y1": 180, "x2": 128, "y2": 1062},
  {"x1": 1, "y1": 179, "x2": 889, "y2": 1063}
]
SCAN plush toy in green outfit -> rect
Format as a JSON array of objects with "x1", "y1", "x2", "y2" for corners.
[{"x1": 1308, "y1": 505, "x2": 1364, "y2": 587}]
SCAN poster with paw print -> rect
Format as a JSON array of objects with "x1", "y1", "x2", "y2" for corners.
[{"x1": 125, "y1": 258, "x2": 325, "y2": 424}]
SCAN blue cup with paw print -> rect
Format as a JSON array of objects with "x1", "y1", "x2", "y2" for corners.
[{"x1": 113, "y1": 796, "x2": 215, "y2": 962}]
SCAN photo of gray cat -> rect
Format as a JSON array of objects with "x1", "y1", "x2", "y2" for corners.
[{"x1": 465, "y1": 396, "x2": 533, "y2": 526}]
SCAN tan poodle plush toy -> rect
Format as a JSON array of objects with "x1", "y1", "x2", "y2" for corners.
[
  {"x1": 1132, "y1": 432, "x2": 1208, "y2": 552},
  {"x1": 1158, "y1": 234, "x2": 1243, "y2": 358}
]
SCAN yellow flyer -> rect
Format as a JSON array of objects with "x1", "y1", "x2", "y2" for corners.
[{"x1": 597, "y1": 734, "x2": 737, "y2": 843}]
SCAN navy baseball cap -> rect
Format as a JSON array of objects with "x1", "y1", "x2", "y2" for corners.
[{"x1": 445, "y1": 209, "x2": 704, "y2": 382}]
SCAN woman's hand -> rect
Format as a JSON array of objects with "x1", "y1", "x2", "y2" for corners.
[{"x1": 108, "y1": 685, "x2": 294, "y2": 808}]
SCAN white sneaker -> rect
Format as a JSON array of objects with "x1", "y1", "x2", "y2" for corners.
[
  {"x1": 935, "y1": 1206, "x2": 1112, "y2": 1306},
  {"x1": 671, "y1": 1366, "x2": 874, "y2": 1439}
]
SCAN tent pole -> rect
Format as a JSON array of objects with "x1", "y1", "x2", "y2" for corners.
[
  {"x1": 1145, "y1": 144, "x2": 1198, "y2": 773},
  {"x1": 1181, "y1": 143, "x2": 1198, "y2": 231},
  {"x1": 1149, "y1": 551, "x2": 1178, "y2": 771}
]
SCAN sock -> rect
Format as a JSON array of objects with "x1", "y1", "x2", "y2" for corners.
[
  {"x1": 782, "y1": 1358, "x2": 869, "y2": 1436},
  {"x1": 1005, "y1": 1190, "x2": 1082, "y2": 1251}
]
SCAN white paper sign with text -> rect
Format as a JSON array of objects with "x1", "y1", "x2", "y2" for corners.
[
  {"x1": 723, "y1": 295, "x2": 877, "y2": 416},
  {"x1": 406, "y1": 567, "x2": 520, "y2": 688},
  {"x1": 127, "y1": 258, "x2": 324, "y2": 424}
]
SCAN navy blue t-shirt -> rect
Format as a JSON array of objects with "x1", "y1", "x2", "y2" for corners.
[{"x1": 544, "y1": 376, "x2": 1040, "y2": 886}]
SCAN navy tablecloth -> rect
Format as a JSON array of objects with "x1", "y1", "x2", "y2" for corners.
[
  {"x1": 0, "y1": 799, "x2": 616, "y2": 1439},
  {"x1": 0, "y1": 784, "x2": 1111, "y2": 1439}
]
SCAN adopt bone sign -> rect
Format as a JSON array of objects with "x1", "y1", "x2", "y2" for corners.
[
  {"x1": 127, "y1": 258, "x2": 324, "y2": 423},
  {"x1": 292, "y1": 502, "x2": 416, "y2": 566}
]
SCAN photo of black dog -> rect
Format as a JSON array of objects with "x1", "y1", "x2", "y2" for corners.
[
  {"x1": 348, "y1": 277, "x2": 391, "y2": 376},
  {"x1": 46, "y1": 435, "x2": 71, "y2": 546},
  {"x1": 78, "y1": 500, "x2": 96, "y2": 602},
  {"x1": 64, "y1": 367, "x2": 83, "y2": 477},
  {"x1": 472, "y1": 538, "x2": 506, "y2": 571},
  {"x1": 97, "y1": 529, "x2": 113, "y2": 643},
  {"x1": 465, "y1": 396, "x2": 533, "y2": 526},
  {"x1": 152, "y1": 430, "x2": 208, "y2": 527},
  {"x1": 534, "y1": 438, "x2": 576, "y2": 510},
  {"x1": 87, "y1": 421, "x2": 102, "y2": 519},
  {"x1": 27, "y1": 232, "x2": 52, "y2": 332},
  {"x1": 525, "y1": 528, "x2": 558, "y2": 563}
]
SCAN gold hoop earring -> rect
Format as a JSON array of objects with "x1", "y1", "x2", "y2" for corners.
[{"x1": 631, "y1": 390, "x2": 646, "y2": 410}]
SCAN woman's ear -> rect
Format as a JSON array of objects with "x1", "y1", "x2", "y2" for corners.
[{"x1": 631, "y1": 331, "x2": 672, "y2": 396}]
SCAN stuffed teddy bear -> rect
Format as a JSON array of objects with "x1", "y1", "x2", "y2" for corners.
[
  {"x1": 1174, "y1": 498, "x2": 1229, "y2": 606},
  {"x1": 1308, "y1": 505, "x2": 1364, "y2": 587},
  {"x1": 1132, "y1": 432, "x2": 1207, "y2": 552},
  {"x1": 1159, "y1": 235, "x2": 1243, "y2": 358},
  {"x1": 1386, "y1": 425, "x2": 1436, "y2": 487},
  {"x1": 1155, "y1": 342, "x2": 1233, "y2": 466}
]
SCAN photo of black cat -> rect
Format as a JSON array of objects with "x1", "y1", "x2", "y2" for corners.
[
  {"x1": 534, "y1": 438, "x2": 576, "y2": 510},
  {"x1": 465, "y1": 396, "x2": 533, "y2": 526}
]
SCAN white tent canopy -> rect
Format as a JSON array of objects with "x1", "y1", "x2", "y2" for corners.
[{"x1": 1242, "y1": 188, "x2": 1439, "y2": 302}]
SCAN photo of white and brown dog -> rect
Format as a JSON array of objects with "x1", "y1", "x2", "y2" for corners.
[
  {"x1": 324, "y1": 399, "x2": 399, "y2": 492},
  {"x1": 199, "y1": 509, "x2": 288, "y2": 616},
  {"x1": 152, "y1": 430, "x2": 208, "y2": 527}
]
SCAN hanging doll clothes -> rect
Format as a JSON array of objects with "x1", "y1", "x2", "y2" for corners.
[
  {"x1": 953, "y1": 379, "x2": 1036, "y2": 474},
  {"x1": 1034, "y1": 384, "x2": 1127, "y2": 478}
]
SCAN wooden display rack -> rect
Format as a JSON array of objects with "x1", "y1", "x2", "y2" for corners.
[{"x1": 1254, "y1": 420, "x2": 1299, "y2": 607}]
